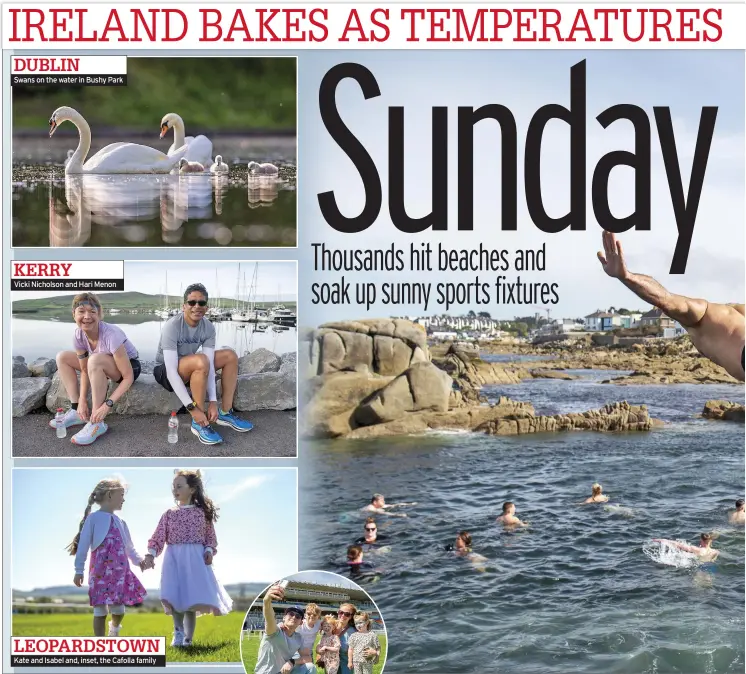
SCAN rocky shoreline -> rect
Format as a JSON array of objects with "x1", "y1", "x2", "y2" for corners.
[
  {"x1": 12, "y1": 348, "x2": 297, "y2": 418},
  {"x1": 454, "y1": 336, "x2": 740, "y2": 386},
  {"x1": 299, "y1": 319, "x2": 746, "y2": 440}
]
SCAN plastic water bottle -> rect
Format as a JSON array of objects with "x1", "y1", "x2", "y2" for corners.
[
  {"x1": 55, "y1": 408, "x2": 66, "y2": 439},
  {"x1": 168, "y1": 411, "x2": 179, "y2": 443}
]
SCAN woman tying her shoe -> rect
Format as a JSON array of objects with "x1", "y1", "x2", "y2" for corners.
[{"x1": 50, "y1": 293, "x2": 141, "y2": 446}]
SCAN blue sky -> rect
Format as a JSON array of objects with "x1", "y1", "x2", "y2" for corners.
[
  {"x1": 12, "y1": 468, "x2": 297, "y2": 591},
  {"x1": 12, "y1": 261, "x2": 298, "y2": 304},
  {"x1": 299, "y1": 51, "x2": 744, "y2": 322}
]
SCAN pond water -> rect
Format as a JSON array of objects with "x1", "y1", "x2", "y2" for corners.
[{"x1": 12, "y1": 136, "x2": 296, "y2": 247}]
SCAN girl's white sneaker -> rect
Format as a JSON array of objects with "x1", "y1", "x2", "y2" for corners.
[{"x1": 107, "y1": 622, "x2": 121, "y2": 637}]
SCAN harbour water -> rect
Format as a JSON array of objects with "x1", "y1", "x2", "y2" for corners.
[
  {"x1": 300, "y1": 366, "x2": 745, "y2": 673},
  {"x1": 12, "y1": 316, "x2": 297, "y2": 363}
]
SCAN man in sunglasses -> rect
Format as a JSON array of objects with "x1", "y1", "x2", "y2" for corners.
[
  {"x1": 153, "y1": 283, "x2": 254, "y2": 445},
  {"x1": 254, "y1": 584, "x2": 302, "y2": 674}
]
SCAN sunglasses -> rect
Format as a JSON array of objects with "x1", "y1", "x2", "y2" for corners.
[
  {"x1": 286, "y1": 611, "x2": 303, "y2": 619},
  {"x1": 186, "y1": 300, "x2": 208, "y2": 307},
  {"x1": 337, "y1": 610, "x2": 353, "y2": 618},
  {"x1": 365, "y1": 527, "x2": 376, "y2": 531}
]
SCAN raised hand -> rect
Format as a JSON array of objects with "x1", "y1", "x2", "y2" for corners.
[{"x1": 597, "y1": 231, "x2": 628, "y2": 280}]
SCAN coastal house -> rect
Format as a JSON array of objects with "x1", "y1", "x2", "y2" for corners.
[
  {"x1": 617, "y1": 312, "x2": 642, "y2": 329},
  {"x1": 640, "y1": 308, "x2": 675, "y2": 329},
  {"x1": 430, "y1": 330, "x2": 459, "y2": 341},
  {"x1": 584, "y1": 310, "x2": 613, "y2": 331}
]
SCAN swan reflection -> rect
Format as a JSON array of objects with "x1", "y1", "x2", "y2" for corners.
[
  {"x1": 247, "y1": 176, "x2": 280, "y2": 209},
  {"x1": 48, "y1": 174, "x2": 223, "y2": 247}
]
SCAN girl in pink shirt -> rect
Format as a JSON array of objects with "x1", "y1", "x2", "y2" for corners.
[{"x1": 144, "y1": 470, "x2": 233, "y2": 647}]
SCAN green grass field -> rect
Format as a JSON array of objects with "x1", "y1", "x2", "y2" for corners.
[
  {"x1": 242, "y1": 632, "x2": 388, "y2": 674},
  {"x1": 13, "y1": 612, "x2": 243, "y2": 663}
]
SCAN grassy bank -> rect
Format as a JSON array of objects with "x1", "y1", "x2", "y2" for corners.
[
  {"x1": 13, "y1": 58, "x2": 296, "y2": 131},
  {"x1": 13, "y1": 612, "x2": 242, "y2": 663}
]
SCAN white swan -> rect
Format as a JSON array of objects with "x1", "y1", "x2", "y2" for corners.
[
  {"x1": 160, "y1": 113, "x2": 213, "y2": 166},
  {"x1": 50, "y1": 107, "x2": 187, "y2": 175},
  {"x1": 248, "y1": 161, "x2": 279, "y2": 176},
  {"x1": 178, "y1": 158, "x2": 206, "y2": 173},
  {"x1": 210, "y1": 155, "x2": 229, "y2": 174},
  {"x1": 63, "y1": 149, "x2": 74, "y2": 167}
]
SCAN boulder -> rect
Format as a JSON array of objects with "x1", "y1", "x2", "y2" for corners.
[
  {"x1": 355, "y1": 362, "x2": 452, "y2": 426},
  {"x1": 28, "y1": 357, "x2": 57, "y2": 378},
  {"x1": 13, "y1": 356, "x2": 30, "y2": 378},
  {"x1": 530, "y1": 368, "x2": 578, "y2": 380},
  {"x1": 45, "y1": 371, "x2": 180, "y2": 415},
  {"x1": 232, "y1": 371, "x2": 296, "y2": 411},
  {"x1": 303, "y1": 371, "x2": 394, "y2": 437},
  {"x1": 239, "y1": 348, "x2": 281, "y2": 374},
  {"x1": 702, "y1": 400, "x2": 745, "y2": 423},
  {"x1": 107, "y1": 375, "x2": 181, "y2": 416},
  {"x1": 310, "y1": 319, "x2": 428, "y2": 376},
  {"x1": 13, "y1": 377, "x2": 52, "y2": 417},
  {"x1": 279, "y1": 351, "x2": 297, "y2": 374}
]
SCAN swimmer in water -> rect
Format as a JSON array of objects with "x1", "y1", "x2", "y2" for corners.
[
  {"x1": 653, "y1": 533, "x2": 720, "y2": 563},
  {"x1": 728, "y1": 499, "x2": 745, "y2": 525},
  {"x1": 445, "y1": 531, "x2": 488, "y2": 572},
  {"x1": 444, "y1": 531, "x2": 472, "y2": 555},
  {"x1": 496, "y1": 501, "x2": 529, "y2": 527},
  {"x1": 362, "y1": 494, "x2": 416, "y2": 518},
  {"x1": 345, "y1": 545, "x2": 378, "y2": 578},
  {"x1": 581, "y1": 483, "x2": 610, "y2": 504},
  {"x1": 355, "y1": 518, "x2": 388, "y2": 547}
]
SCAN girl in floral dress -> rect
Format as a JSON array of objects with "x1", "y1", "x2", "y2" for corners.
[
  {"x1": 144, "y1": 470, "x2": 232, "y2": 647},
  {"x1": 316, "y1": 616, "x2": 342, "y2": 674},
  {"x1": 69, "y1": 478, "x2": 150, "y2": 637}
]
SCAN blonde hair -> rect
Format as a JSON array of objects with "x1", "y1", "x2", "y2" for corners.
[
  {"x1": 67, "y1": 478, "x2": 126, "y2": 555},
  {"x1": 321, "y1": 615, "x2": 338, "y2": 631},
  {"x1": 592, "y1": 483, "x2": 603, "y2": 496},
  {"x1": 71, "y1": 292, "x2": 103, "y2": 315},
  {"x1": 305, "y1": 603, "x2": 321, "y2": 618}
]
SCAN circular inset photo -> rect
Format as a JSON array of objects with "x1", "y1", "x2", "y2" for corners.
[{"x1": 241, "y1": 570, "x2": 387, "y2": 674}]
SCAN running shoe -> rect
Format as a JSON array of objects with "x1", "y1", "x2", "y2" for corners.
[
  {"x1": 216, "y1": 409, "x2": 254, "y2": 432},
  {"x1": 71, "y1": 421, "x2": 108, "y2": 446},
  {"x1": 107, "y1": 622, "x2": 121, "y2": 637},
  {"x1": 191, "y1": 421, "x2": 223, "y2": 445},
  {"x1": 48, "y1": 408, "x2": 85, "y2": 429},
  {"x1": 171, "y1": 630, "x2": 184, "y2": 647},
  {"x1": 182, "y1": 637, "x2": 193, "y2": 647}
]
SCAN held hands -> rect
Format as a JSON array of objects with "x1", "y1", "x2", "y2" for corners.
[
  {"x1": 207, "y1": 402, "x2": 219, "y2": 424},
  {"x1": 90, "y1": 403, "x2": 110, "y2": 424},
  {"x1": 140, "y1": 555, "x2": 155, "y2": 572},
  {"x1": 280, "y1": 663, "x2": 293, "y2": 674},
  {"x1": 73, "y1": 574, "x2": 84, "y2": 587},
  {"x1": 597, "y1": 231, "x2": 628, "y2": 280},
  {"x1": 204, "y1": 550, "x2": 213, "y2": 565}
]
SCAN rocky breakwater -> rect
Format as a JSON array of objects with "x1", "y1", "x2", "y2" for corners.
[
  {"x1": 479, "y1": 337, "x2": 738, "y2": 385},
  {"x1": 12, "y1": 349, "x2": 296, "y2": 418},
  {"x1": 702, "y1": 400, "x2": 745, "y2": 423},
  {"x1": 303, "y1": 320, "x2": 661, "y2": 440}
]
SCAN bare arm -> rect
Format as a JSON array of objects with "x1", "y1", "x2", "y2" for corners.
[
  {"x1": 263, "y1": 588, "x2": 281, "y2": 636},
  {"x1": 597, "y1": 232, "x2": 707, "y2": 327}
]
